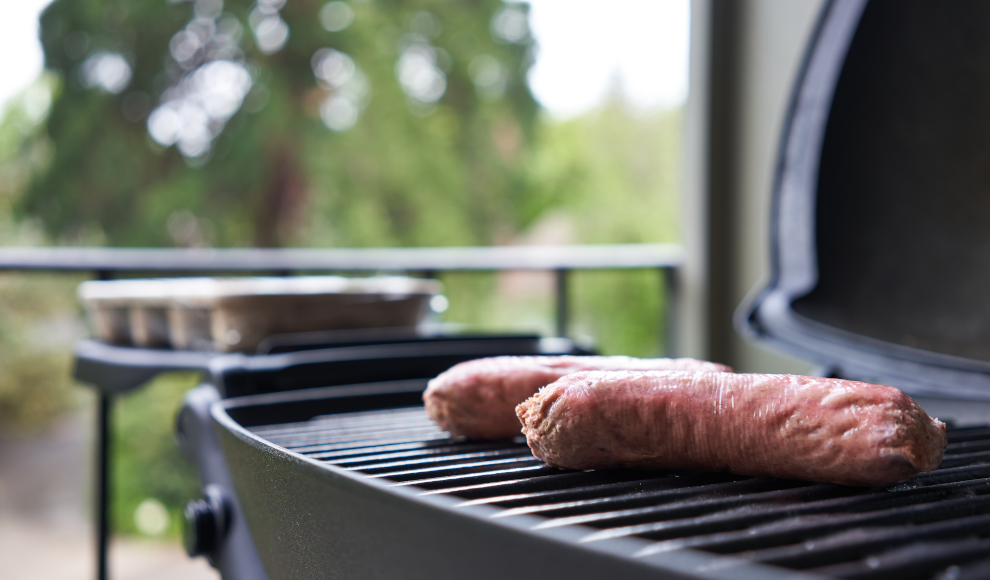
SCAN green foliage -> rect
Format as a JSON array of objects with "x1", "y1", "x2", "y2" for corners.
[
  {"x1": 434, "y1": 103, "x2": 682, "y2": 356},
  {"x1": 25, "y1": 0, "x2": 538, "y2": 248},
  {"x1": 0, "y1": 272, "x2": 84, "y2": 432},
  {"x1": 112, "y1": 372, "x2": 202, "y2": 538},
  {"x1": 521, "y1": 104, "x2": 682, "y2": 244},
  {"x1": 571, "y1": 269, "x2": 666, "y2": 357},
  {"x1": 0, "y1": 76, "x2": 58, "y2": 227},
  {"x1": 0, "y1": 0, "x2": 686, "y2": 542}
]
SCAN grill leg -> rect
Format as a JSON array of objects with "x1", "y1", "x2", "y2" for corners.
[{"x1": 96, "y1": 393, "x2": 112, "y2": 580}]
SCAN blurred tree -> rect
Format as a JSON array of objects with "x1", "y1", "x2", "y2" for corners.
[
  {"x1": 1, "y1": 0, "x2": 687, "y2": 544},
  {"x1": 24, "y1": 0, "x2": 537, "y2": 248},
  {"x1": 0, "y1": 273, "x2": 83, "y2": 431}
]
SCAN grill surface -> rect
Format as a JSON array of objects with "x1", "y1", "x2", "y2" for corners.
[{"x1": 248, "y1": 405, "x2": 990, "y2": 580}]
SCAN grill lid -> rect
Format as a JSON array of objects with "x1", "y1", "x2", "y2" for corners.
[{"x1": 739, "y1": 0, "x2": 990, "y2": 399}]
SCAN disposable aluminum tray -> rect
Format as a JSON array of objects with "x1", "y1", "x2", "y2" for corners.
[{"x1": 212, "y1": 381, "x2": 990, "y2": 580}]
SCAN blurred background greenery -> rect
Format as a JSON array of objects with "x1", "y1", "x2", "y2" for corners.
[{"x1": 0, "y1": 0, "x2": 682, "y2": 543}]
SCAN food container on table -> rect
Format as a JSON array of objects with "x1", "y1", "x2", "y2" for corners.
[
  {"x1": 78, "y1": 279, "x2": 176, "y2": 347},
  {"x1": 80, "y1": 276, "x2": 443, "y2": 352}
]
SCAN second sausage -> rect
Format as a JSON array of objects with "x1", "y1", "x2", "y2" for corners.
[{"x1": 516, "y1": 371, "x2": 946, "y2": 487}]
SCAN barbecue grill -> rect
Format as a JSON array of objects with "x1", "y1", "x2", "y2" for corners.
[
  {"x1": 165, "y1": 1, "x2": 990, "y2": 578},
  {"x1": 202, "y1": 380, "x2": 990, "y2": 580}
]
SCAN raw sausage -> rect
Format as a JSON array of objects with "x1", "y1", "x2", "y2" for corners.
[
  {"x1": 516, "y1": 371, "x2": 946, "y2": 487},
  {"x1": 424, "y1": 356, "x2": 731, "y2": 439}
]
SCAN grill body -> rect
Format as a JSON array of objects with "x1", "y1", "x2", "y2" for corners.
[{"x1": 208, "y1": 380, "x2": 990, "y2": 580}]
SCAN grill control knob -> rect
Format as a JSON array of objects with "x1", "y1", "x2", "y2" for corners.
[{"x1": 184, "y1": 486, "x2": 230, "y2": 559}]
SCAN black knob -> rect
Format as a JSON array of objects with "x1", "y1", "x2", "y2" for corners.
[
  {"x1": 184, "y1": 486, "x2": 230, "y2": 560},
  {"x1": 184, "y1": 498, "x2": 217, "y2": 557}
]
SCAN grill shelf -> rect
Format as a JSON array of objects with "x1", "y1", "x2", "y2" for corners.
[{"x1": 246, "y1": 404, "x2": 990, "y2": 580}]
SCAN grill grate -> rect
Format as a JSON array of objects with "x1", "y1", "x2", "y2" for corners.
[{"x1": 248, "y1": 406, "x2": 990, "y2": 580}]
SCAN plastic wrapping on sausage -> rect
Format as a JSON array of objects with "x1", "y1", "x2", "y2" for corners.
[
  {"x1": 516, "y1": 371, "x2": 947, "y2": 487},
  {"x1": 423, "y1": 356, "x2": 732, "y2": 439}
]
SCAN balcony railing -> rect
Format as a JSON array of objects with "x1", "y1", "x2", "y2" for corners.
[
  {"x1": 0, "y1": 243, "x2": 683, "y2": 580},
  {"x1": 0, "y1": 243, "x2": 684, "y2": 340}
]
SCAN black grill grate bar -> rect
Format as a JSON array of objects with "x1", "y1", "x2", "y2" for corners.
[
  {"x1": 534, "y1": 481, "x2": 864, "y2": 531},
  {"x1": 888, "y1": 463, "x2": 990, "y2": 490},
  {"x1": 946, "y1": 427, "x2": 990, "y2": 443},
  {"x1": 292, "y1": 431, "x2": 452, "y2": 454},
  {"x1": 308, "y1": 407, "x2": 425, "y2": 422},
  {"x1": 308, "y1": 440, "x2": 462, "y2": 461},
  {"x1": 945, "y1": 440, "x2": 990, "y2": 454},
  {"x1": 260, "y1": 415, "x2": 438, "y2": 437},
  {"x1": 250, "y1": 415, "x2": 432, "y2": 439},
  {"x1": 808, "y1": 537, "x2": 990, "y2": 580},
  {"x1": 491, "y1": 477, "x2": 817, "y2": 520},
  {"x1": 629, "y1": 492, "x2": 990, "y2": 556},
  {"x1": 251, "y1": 407, "x2": 426, "y2": 434},
  {"x1": 577, "y1": 478, "x2": 990, "y2": 544},
  {"x1": 744, "y1": 512, "x2": 990, "y2": 569},
  {"x1": 367, "y1": 456, "x2": 543, "y2": 481},
  {"x1": 418, "y1": 478, "x2": 539, "y2": 496},
  {"x1": 420, "y1": 470, "x2": 657, "y2": 499},
  {"x1": 262, "y1": 422, "x2": 443, "y2": 447},
  {"x1": 255, "y1": 411, "x2": 435, "y2": 438},
  {"x1": 540, "y1": 472, "x2": 990, "y2": 535},
  {"x1": 389, "y1": 464, "x2": 557, "y2": 489},
  {"x1": 326, "y1": 441, "x2": 522, "y2": 464},
  {"x1": 349, "y1": 447, "x2": 532, "y2": 472},
  {"x1": 938, "y1": 451, "x2": 990, "y2": 469},
  {"x1": 457, "y1": 472, "x2": 750, "y2": 509}
]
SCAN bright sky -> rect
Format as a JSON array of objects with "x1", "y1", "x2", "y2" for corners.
[
  {"x1": 525, "y1": 0, "x2": 689, "y2": 117},
  {"x1": 0, "y1": 0, "x2": 689, "y2": 118},
  {"x1": 0, "y1": 0, "x2": 52, "y2": 112}
]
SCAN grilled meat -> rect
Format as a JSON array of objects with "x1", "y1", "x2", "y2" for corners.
[
  {"x1": 516, "y1": 371, "x2": 947, "y2": 487},
  {"x1": 424, "y1": 356, "x2": 732, "y2": 439}
]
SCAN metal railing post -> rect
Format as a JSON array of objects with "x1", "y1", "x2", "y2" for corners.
[
  {"x1": 95, "y1": 269, "x2": 113, "y2": 580},
  {"x1": 96, "y1": 393, "x2": 111, "y2": 580},
  {"x1": 555, "y1": 269, "x2": 569, "y2": 338},
  {"x1": 662, "y1": 267, "x2": 679, "y2": 358}
]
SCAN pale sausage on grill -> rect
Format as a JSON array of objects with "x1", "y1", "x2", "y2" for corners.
[
  {"x1": 516, "y1": 371, "x2": 947, "y2": 487},
  {"x1": 423, "y1": 356, "x2": 732, "y2": 440}
]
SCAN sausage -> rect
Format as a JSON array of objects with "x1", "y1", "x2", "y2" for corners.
[
  {"x1": 423, "y1": 356, "x2": 732, "y2": 439},
  {"x1": 515, "y1": 371, "x2": 947, "y2": 487}
]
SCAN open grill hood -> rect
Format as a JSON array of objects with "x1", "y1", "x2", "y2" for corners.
[{"x1": 739, "y1": 0, "x2": 990, "y2": 401}]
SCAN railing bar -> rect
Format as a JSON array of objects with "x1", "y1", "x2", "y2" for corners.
[
  {"x1": 0, "y1": 244, "x2": 687, "y2": 273},
  {"x1": 662, "y1": 267, "x2": 678, "y2": 358}
]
